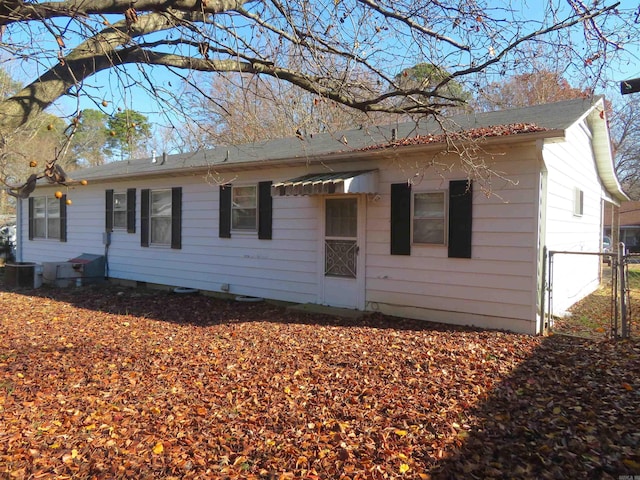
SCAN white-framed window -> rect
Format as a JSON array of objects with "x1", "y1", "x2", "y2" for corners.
[
  {"x1": 573, "y1": 187, "x2": 584, "y2": 216},
  {"x1": 150, "y1": 189, "x2": 172, "y2": 245},
  {"x1": 112, "y1": 192, "x2": 127, "y2": 229},
  {"x1": 413, "y1": 191, "x2": 446, "y2": 244},
  {"x1": 231, "y1": 185, "x2": 257, "y2": 231},
  {"x1": 33, "y1": 197, "x2": 61, "y2": 239}
]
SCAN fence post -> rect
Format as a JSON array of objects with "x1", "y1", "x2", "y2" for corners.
[{"x1": 618, "y1": 242, "x2": 629, "y2": 339}]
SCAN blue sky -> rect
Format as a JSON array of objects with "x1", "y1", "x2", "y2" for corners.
[{"x1": 4, "y1": 0, "x2": 640, "y2": 153}]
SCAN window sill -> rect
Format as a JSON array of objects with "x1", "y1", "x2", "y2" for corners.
[{"x1": 231, "y1": 230, "x2": 258, "y2": 237}]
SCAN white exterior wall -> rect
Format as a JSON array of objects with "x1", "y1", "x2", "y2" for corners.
[
  {"x1": 542, "y1": 119, "x2": 604, "y2": 315},
  {"x1": 18, "y1": 146, "x2": 543, "y2": 334},
  {"x1": 364, "y1": 146, "x2": 540, "y2": 334},
  {"x1": 19, "y1": 169, "x2": 322, "y2": 304}
]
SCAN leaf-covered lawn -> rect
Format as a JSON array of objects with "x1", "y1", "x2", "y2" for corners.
[
  {"x1": 554, "y1": 265, "x2": 640, "y2": 339},
  {"x1": 1, "y1": 282, "x2": 639, "y2": 479}
]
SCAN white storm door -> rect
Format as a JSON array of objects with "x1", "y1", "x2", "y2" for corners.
[{"x1": 321, "y1": 197, "x2": 364, "y2": 309}]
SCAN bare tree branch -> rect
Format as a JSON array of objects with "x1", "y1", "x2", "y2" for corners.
[{"x1": 0, "y1": 0, "x2": 637, "y2": 190}]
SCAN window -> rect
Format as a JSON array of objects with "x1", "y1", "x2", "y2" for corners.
[
  {"x1": 391, "y1": 180, "x2": 472, "y2": 258},
  {"x1": 141, "y1": 187, "x2": 181, "y2": 249},
  {"x1": 151, "y1": 189, "x2": 172, "y2": 245},
  {"x1": 232, "y1": 185, "x2": 257, "y2": 230},
  {"x1": 28, "y1": 195, "x2": 67, "y2": 241},
  {"x1": 573, "y1": 188, "x2": 584, "y2": 216},
  {"x1": 113, "y1": 193, "x2": 127, "y2": 228},
  {"x1": 219, "y1": 181, "x2": 272, "y2": 239},
  {"x1": 105, "y1": 189, "x2": 136, "y2": 233},
  {"x1": 413, "y1": 192, "x2": 446, "y2": 244}
]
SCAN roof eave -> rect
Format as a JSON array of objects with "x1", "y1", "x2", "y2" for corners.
[
  {"x1": 65, "y1": 129, "x2": 568, "y2": 185},
  {"x1": 585, "y1": 100, "x2": 628, "y2": 204}
]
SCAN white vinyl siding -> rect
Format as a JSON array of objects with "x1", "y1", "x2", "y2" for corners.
[
  {"x1": 366, "y1": 150, "x2": 540, "y2": 334},
  {"x1": 542, "y1": 119, "x2": 603, "y2": 315},
  {"x1": 19, "y1": 173, "x2": 319, "y2": 305}
]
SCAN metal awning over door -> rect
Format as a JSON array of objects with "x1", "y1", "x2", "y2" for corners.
[{"x1": 271, "y1": 170, "x2": 378, "y2": 196}]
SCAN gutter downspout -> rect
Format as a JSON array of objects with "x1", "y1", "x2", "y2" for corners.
[
  {"x1": 16, "y1": 197, "x2": 23, "y2": 262},
  {"x1": 536, "y1": 139, "x2": 549, "y2": 335}
]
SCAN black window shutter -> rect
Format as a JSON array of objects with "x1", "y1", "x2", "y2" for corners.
[
  {"x1": 28, "y1": 198, "x2": 34, "y2": 240},
  {"x1": 258, "y1": 181, "x2": 273, "y2": 240},
  {"x1": 141, "y1": 189, "x2": 150, "y2": 247},
  {"x1": 59, "y1": 195, "x2": 67, "y2": 242},
  {"x1": 219, "y1": 185, "x2": 231, "y2": 238},
  {"x1": 390, "y1": 182, "x2": 412, "y2": 255},
  {"x1": 448, "y1": 180, "x2": 472, "y2": 258},
  {"x1": 105, "y1": 189, "x2": 114, "y2": 232},
  {"x1": 126, "y1": 188, "x2": 136, "y2": 233},
  {"x1": 171, "y1": 187, "x2": 182, "y2": 249}
]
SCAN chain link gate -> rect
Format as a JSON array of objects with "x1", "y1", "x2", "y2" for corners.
[
  {"x1": 609, "y1": 245, "x2": 632, "y2": 339},
  {"x1": 544, "y1": 244, "x2": 632, "y2": 339}
]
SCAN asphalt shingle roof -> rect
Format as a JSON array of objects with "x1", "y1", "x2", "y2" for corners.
[{"x1": 73, "y1": 96, "x2": 603, "y2": 183}]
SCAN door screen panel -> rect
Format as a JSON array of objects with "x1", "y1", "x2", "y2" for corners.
[
  {"x1": 325, "y1": 198, "x2": 357, "y2": 237},
  {"x1": 325, "y1": 198, "x2": 358, "y2": 278},
  {"x1": 325, "y1": 239, "x2": 357, "y2": 277}
]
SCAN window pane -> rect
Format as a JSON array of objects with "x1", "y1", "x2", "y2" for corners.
[
  {"x1": 34, "y1": 198, "x2": 46, "y2": 218},
  {"x1": 232, "y1": 208, "x2": 257, "y2": 230},
  {"x1": 413, "y1": 219, "x2": 445, "y2": 244},
  {"x1": 47, "y1": 198, "x2": 60, "y2": 218},
  {"x1": 415, "y1": 193, "x2": 444, "y2": 217},
  {"x1": 151, "y1": 190, "x2": 172, "y2": 216},
  {"x1": 151, "y1": 217, "x2": 171, "y2": 244},
  {"x1": 232, "y1": 186, "x2": 257, "y2": 230},
  {"x1": 47, "y1": 218, "x2": 60, "y2": 239},
  {"x1": 34, "y1": 218, "x2": 46, "y2": 238},
  {"x1": 413, "y1": 192, "x2": 445, "y2": 244},
  {"x1": 113, "y1": 211, "x2": 127, "y2": 229},
  {"x1": 149, "y1": 190, "x2": 172, "y2": 244},
  {"x1": 113, "y1": 192, "x2": 127, "y2": 228},
  {"x1": 232, "y1": 186, "x2": 256, "y2": 208},
  {"x1": 32, "y1": 197, "x2": 60, "y2": 239},
  {"x1": 326, "y1": 198, "x2": 357, "y2": 237},
  {"x1": 113, "y1": 193, "x2": 126, "y2": 210}
]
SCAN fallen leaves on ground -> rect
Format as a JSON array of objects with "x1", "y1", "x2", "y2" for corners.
[
  {"x1": 554, "y1": 266, "x2": 640, "y2": 340},
  {"x1": 0, "y1": 283, "x2": 638, "y2": 479}
]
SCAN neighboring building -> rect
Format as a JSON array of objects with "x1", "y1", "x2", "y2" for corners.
[
  {"x1": 604, "y1": 201, "x2": 640, "y2": 252},
  {"x1": 14, "y1": 97, "x2": 626, "y2": 334}
]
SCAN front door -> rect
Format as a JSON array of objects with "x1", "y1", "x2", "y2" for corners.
[{"x1": 321, "y1": 197, "x2": 364, "y2": 309}]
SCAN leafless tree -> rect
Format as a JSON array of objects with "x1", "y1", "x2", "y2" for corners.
[
  {"x1": 186, "y1": 71, "x2": 397, "y2": 147},
  {"x1": 611, "y1": 96, "x2": 640, "y2": 199},
  {"x1": 474, "y1": 69, "x2": 593, "y2": 112},
  {"x1": 0, "y1": 0, "x2": 637, "y2": 188}
]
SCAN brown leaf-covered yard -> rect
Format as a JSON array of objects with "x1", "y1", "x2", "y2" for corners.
[{"x1": 1, "y1": 273, "x2": 639, "y2": 479}]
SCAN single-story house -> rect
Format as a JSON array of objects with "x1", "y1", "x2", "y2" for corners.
[
  {"x1": 604, "y1": 201, "x2": 640, "y2": 252},
  {"x1": 14, "y1": 96, "x2": 626, "y2": 334}
]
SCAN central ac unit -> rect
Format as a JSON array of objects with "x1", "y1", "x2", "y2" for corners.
[{"x1": 41, "y1": 262, "x2": 81, "y2": 288}]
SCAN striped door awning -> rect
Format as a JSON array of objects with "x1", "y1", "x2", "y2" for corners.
[{"x1": 271, "y1": 170, "x2": 378, "y2": 196}]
